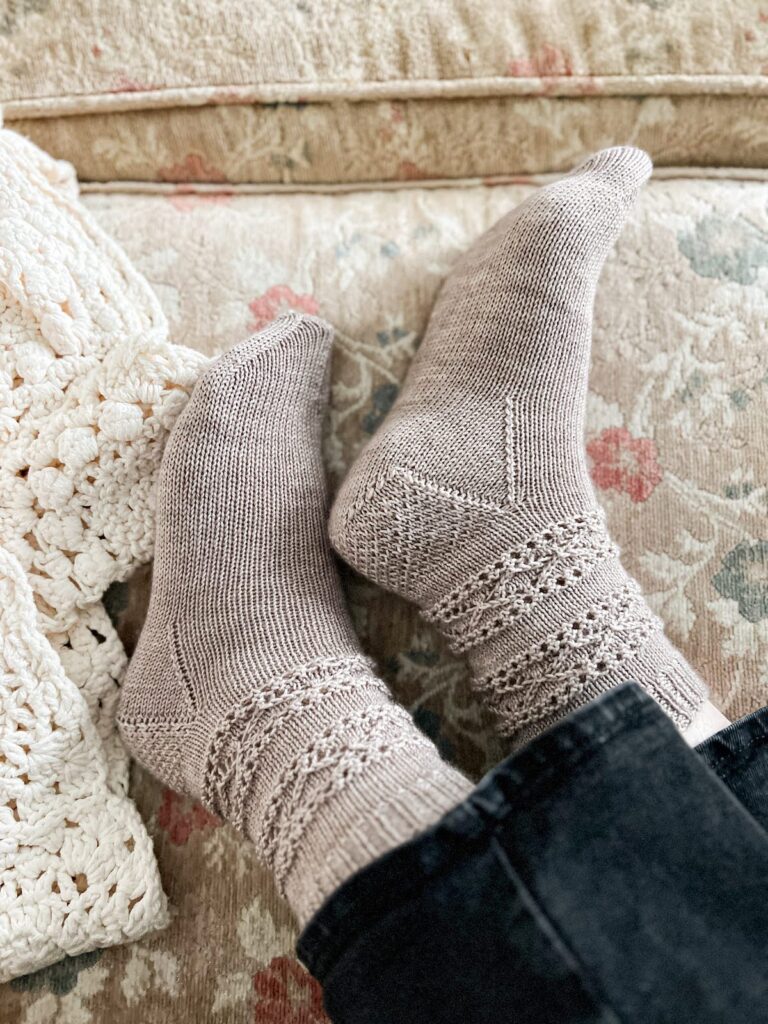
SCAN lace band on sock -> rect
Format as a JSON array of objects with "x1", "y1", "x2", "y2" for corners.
[
  {"x1": 474, "y1": 583, "x2": 655, "y2": 730},
  {"x1": 474, "y1": 583, "x2": 704, "y2": 737},
  {"x1": 203, "y1": 654, "x2": 386, "y2": 826},
  {"x1": 423, "y1": 510, "x2": 617, "y2": 654},
  {"x1": 260, "y1": 701, "x2": 430, "y2": 895},
  {"x1": 203, "y1": 654, "x2": 444, "y2": 900}
]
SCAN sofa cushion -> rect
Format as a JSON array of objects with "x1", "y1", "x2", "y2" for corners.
[
  {"x1": 4, "y1": 171, "x2": 767, "y2": 1020},
  {"x1": 3, "y1": 0, "x2": 768, "y2": 183},
  {"x1": 88, "y1": 175, "x2": 768, "y2": 740}
]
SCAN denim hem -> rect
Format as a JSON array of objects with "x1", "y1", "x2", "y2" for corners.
[
  {"x1": 298, "y1": 681, "x2": 667, "y2": 980},
  {"x1": 694, "y1": 702, "x2": 768, "y2": 833},
  {"x1": 696, "y1": 704, "x2": 768, "y2": 779}
]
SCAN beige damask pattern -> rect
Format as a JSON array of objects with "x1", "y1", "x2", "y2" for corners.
[
  {"x1": 4, "y1": 0, "x2": 768, "y2": 182},
  {"x1": 3, "y1": 176, "x2": 768, "y2": 1020},
  {"x1": 9, "y1": 94, "x2": 768, "y2": 186},
  {"x1": 4, "y1": 0, "x2": 767, "y2": 110}
]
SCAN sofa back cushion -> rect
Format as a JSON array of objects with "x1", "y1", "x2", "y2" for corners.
[{"x1": 3, "y1": 0, "x2": 768, "y2": 183}]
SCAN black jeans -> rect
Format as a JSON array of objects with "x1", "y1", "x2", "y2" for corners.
[{"x1": 298, "y1": 684, "x2": 768, "y2": 1024}]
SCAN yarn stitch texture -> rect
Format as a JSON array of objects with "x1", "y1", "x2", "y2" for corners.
[
  {"x1": 331, "y1": 147, "x2": 708, "y2": 744},
  {"x1": 423, "y1": 510, "x2": 618, "y2": 653},
  {"x1": 0, "y1": 129, "x2": 209, "y2": 981},
  {"x1": 117, "y1": 319, "x2": 472, "y2": 929},
  {"x1": 0, "y1": 549, "x2": 168, "y2": 983}
]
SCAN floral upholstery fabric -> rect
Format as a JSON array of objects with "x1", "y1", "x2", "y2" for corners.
[
  {"x1": 8, "y1": 94, "x2": 768, "y2": 186},
  {"x1": 3, "y1": 173, "x2": 767, "y2": 1022},
  {"x1": 2, "y1": 1, "x2": 767, "y2": 1014},
  {"x1": 3, "y1": 0, "x2": 768, "y2": 182},
  {"x1": 4, "y1": 0, "x2": 767, "y2": 108}
]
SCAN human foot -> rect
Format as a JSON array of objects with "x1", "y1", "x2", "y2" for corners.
[
  {"x1": 330, "y1": 148, "x2": 707, "y2": 745},
  {"x1": 685, "y1": 702, "x2": 731, "y2": 747},
  {"x1": 117, "y1": 314, "x2": 469, "y2": 925}
]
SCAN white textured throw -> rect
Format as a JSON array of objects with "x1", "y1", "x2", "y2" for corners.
[
  {"x1": 0, "y1": 129, "x2": 209, "y2": 981},
  {"x1": 0, "y1": 550, "x2": 168, "y2": 981}
]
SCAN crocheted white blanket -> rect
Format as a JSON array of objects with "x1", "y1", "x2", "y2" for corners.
[{"x1": 0, "y1": 130, "x2": 210, "y2": 982}]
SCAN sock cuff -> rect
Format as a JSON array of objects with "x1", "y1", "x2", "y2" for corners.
[
  {"x1": 210, "y1": 649, "x2": 469, "y2": 927},
  {"x1": 480, "y1": 616, "x2": 708, "y2": 747},
  {"x1": 284, "y1": 744, "x2": 471, "y2": 928}
]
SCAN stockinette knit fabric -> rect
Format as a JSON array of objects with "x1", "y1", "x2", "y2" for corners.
[
  {"x1": 117, "y1": 314, "x2": 471, "y2": 928},
  {"x1": 330, "y1": 147, "x2": 707, "y2": 744}
]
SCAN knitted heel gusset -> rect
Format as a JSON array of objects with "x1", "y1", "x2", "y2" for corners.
[
  {"x1": 116, "y1": 718, "x2": 198, "y2": 798},
  {"x1": 116, "y1": 617, "x2": 204, "y2": 796},
  {"x1": 330, "y1": 466, "x2": 417, "y2": 592},
  {"x1": 118, "y1": 617, "x2": 196, "y2": 724},
  {"x1": 330, "y1": 464, "x2": 514, "y2": 605}
]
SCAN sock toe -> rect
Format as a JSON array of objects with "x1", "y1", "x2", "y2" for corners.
[
  {"x1": 570, "y1": 146, "x2": 653, "y2": 199},
  {"x1": 203, "y1": 312, "x2": 335, "y2": 394}
]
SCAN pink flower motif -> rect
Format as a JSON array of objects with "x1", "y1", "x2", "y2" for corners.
[
  {"x1": 158, "y1": 154, "x2": 228, "y2": 184},
  {"x1": 168, "y1": 189, "x2": 233, "y2": 212},
  {"x1": 109, "y1": 74, "x2": 156, "y2": 94},
  {"x1": 397, "y1": 160, "x2": 430, "y2": 181},
  {"x1": 506, "y1": 44, "x2": 600, "y2": 95},
  {"x1": 159, "y1": 154, "x2": 232, "y2": 210},
  {"x1": 156, "y1": 788, "x2": 221, "y2": 846},
  {"x1": 507, "y1": 43, "x2": 574, "y2": 79},
  {"x1": 587, "y1": 427, "x2": 663, "y2": 504},
  {"x1": 248, "y1": 285, "x2": 320, "y2": 331},
  {"x1": 252, "y1": 957, "x2": 329, "y2": 1024}
]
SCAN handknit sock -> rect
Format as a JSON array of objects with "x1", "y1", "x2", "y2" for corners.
[
  {"x1": 117, "y1": 313, "x2": 471, "y2": 927},
  {"x1": 330, "y1": 147, "x2": 709, "y2": 746}
]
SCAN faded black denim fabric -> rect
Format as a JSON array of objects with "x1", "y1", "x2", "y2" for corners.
[
  {"x1": 298, "y1": 684, "x2": 768, "y2": 1024},
  {"x1": 696, "y1": 703, "x2": 768, "y2": 832}
]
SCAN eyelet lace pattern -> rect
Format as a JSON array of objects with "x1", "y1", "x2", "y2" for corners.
[
  {"x1": 203, "y1": 655, "x2": 435, "y2": 898},
  {"x1": 424, "y1": 510, "x2": 616, "y2": 653}
]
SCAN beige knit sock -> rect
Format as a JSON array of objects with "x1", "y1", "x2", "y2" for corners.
[
  {"x1": 117, "y1": 313, "x2": 470, "y2": 927},
  {"x1": 330, "y1": 148, "x2": 708, "y2": 746}
]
